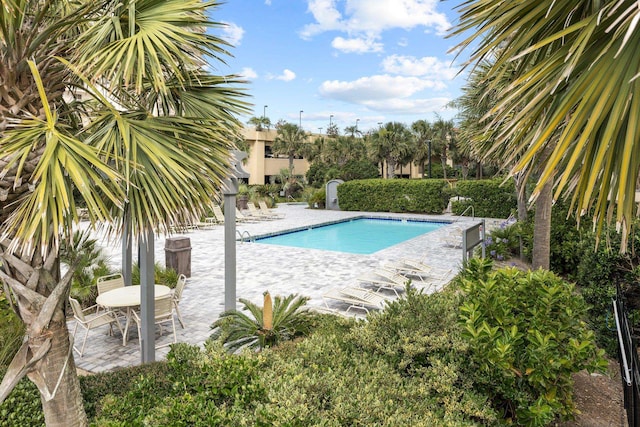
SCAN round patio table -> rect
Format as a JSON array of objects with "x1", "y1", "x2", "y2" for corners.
[{"x1": 96, "y1": 285, "x2": 171, "y2": 346}]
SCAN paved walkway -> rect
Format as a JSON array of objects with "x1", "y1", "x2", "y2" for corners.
[{"x1": 71, "y1": 203, "x2": 482, "y2": 372}]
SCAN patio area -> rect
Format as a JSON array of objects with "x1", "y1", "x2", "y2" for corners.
[{"x1": 70, "y1": 203, "x2": 479, "y2": 372}]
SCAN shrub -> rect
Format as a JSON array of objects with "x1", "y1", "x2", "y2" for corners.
[
  {"x1": 210, "y1": 292, "x2": 315, "y2": 352},
  {"x1": 338, "y1": 178, "x2": 450, "y2": 213},
  {"x1": 307, "y1": 187, "x2": 326, "y2": 209},
  {"x1": 131, "y1": 262, "x2": 178, "y2": 289},
  {"x1": 0, "y1": 369, "x2": 43, "y2": 427},
  {"x1": 80, "y1": 362, "x2": 172, "y2": 420},
  {"x1": 0, "y1": 293, "x2": 24, "y2": 367},
  {"x1": 457, "y1": 259, "x2": 607, "y2": 426},
  {"x1": 451, "y1": 178, "x2": 517, "y2": 218},
  {"x1": 483, "y1": 218, "x2": 521, "y2": 261}
]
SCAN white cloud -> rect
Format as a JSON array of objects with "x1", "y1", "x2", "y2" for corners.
[
  {"x1": 221, "y1": 22, "x2": 244, "y2": 46},
  {"x1": 267, "y1": 69, "x2": 296, "y2": 81},
  {"x1": 265, "y1": 0, "x2": 272, "y2": 4},
  {"x1": 361, "y1": 97, "x2": 452, "y2": 114},
  {"x1": 239, "y1": 67, "x2": 258, "y2": 79},
  {"x1": 301, "y1": 0, "x2": 451, "y2": 41},
  {"x1": 381, "y1": 55, "x2": 458, "y2": 80},
  {"x1": 331, "y1": 36, "x2": 383, "y2": 53},
  {"x1": 318, "y1": 74, "x2": 451, "y2": 115},
  {"x1": 397, "y1": 37, "x2": 409, "y2": 47},
  {"x1": 319, "y1": 75, "x2": 445, "y2": 101}
]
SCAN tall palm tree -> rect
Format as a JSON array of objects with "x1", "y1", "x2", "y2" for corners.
[
  {"x1": 0, "y1": 0, "x2": 249, "y2": 425},
  {"x1": 369, "y1": 122, "x2": 413, "y2": 179},
  {"x1": 411, "y1": 119, "x2": 434, "y2": 178},
  {"x1": 432, "y1": 118, "x2": 456, "y2": 179},
  {"x1": 452, "y1": 0, "x2": 640, "y2": 250},
  {"x1": 272, "y1": 122, "x2": 307, "y2": 176}
]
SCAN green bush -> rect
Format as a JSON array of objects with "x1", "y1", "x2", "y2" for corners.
[
  {"x1": 307, "y1": 187, "x2": 326, "y2": 209},
  {"x1": 0, "y1": 367, "x2": 44, "y2": 427},
  {"x1": 131, "y1": 262, "x2": 179, "y2": 289},
  {"x1": 426, "y1": 162, "x2": 457, "y2": 179},
  {"x1": 483, "y1": 219, "x2": 522, "y2": 261},
  {"x1": 451, "y1": 178, "x2": 517, "y2": 218},
  {"x1": 338, "y1": 178, "x2": 450, "y2": 213},
  {"x1": 0, "y1": 293, "x2": 24, "y2": 367},
  {"x1": 457, "y1": 259, "x2": 607, "y2": 426}
]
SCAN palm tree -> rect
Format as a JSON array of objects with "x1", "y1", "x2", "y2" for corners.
[
  {"x1": 210, "y1": 292, "x2": 314, "y2": 352},
  {"x1": 369, "y1": 122, "x2": 413, "y2": 179},
  {"x1": 411, "y1": 120, "x2": 434, "y2": 178},
  {"x1": 0, "y1": 0, "x2": 248, "y2": 425},
  {"x1": 452, "y1": 0, "x2": 640, "y2": 250},
  {"x1": 272, "y1": 122, "x2": 307, "y2": 176},
  {"x1": 432, "y1": 118, "x2": 456, "y2": 179}
]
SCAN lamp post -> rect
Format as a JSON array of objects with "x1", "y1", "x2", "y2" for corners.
[
  {"x1": 318, "y1": 127, "x2": 323, "y2": 134},
  {"x1": 299, "y1": 110, "x2": 303, "y2": 128},
  {"x1": 427, "y1": 139, "x2": 432, "y2": 178},
  {"x1": 355, "y1": 118, "x2": 360, "y2": 132},
  {"x1": 377, "y1": 122, "x2": 383, "y2": 127},
  {"x1": 330, "y1": 114, "x2": 333, "y2": 127},
  {"x1": 263, "y1": 105, "x2": 267, "y2": 119}
]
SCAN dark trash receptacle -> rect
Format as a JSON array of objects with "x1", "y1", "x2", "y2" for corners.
[{"x1": 165, "y1": 237, "x2": 191, "y2": 278}]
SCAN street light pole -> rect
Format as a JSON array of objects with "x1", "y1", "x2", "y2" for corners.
[
  {"x1": 355, "y1": 118, "x2": 360, "y2": 133},
  {"x1": 318, "y1": 127, "x2": 323, "y2": 134},
  {"x1": 427, "y1": 139, "x2": 432, "y2": 178},
  {"x1": 263, "y1": 104, "x2": 267, "y2": 119},
  {"x1": 330, "y1": 114, "x2": 333, "y2": 127},
  {"x1": 299, "y1": 110, "x2": 303, "y2": 128}
]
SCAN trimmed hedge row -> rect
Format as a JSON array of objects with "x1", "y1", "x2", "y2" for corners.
[
  {"x1": 337, "y1": 179, "x2": 450, "y2": 213},
  {"x1": 451, "y1": 178, "x2": 517, "y2": 218}
]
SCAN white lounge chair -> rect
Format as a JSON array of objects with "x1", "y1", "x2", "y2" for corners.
[
  {"x1": 442, "y1": 225, "x2": 463, "y2": 248},
  {"x1": 358, "y1": 269, "x2": 436, "y2": 296},
  {"x1": 322, "y1": 286, "x2": 389, "y2": 314},
  {"x1": 258, "y1": 200, "x2": 285, "y2": 219},
  {"x1": 247, "y1": 203, "x2": 277, "y2": 220},
  {"x1": 211, "y1": 205, "x2": 226, "y2": 224},
  {"x1": 235, "y1": 208, "x2": 257, "y2": 223},
  {"x1": 384, "y1": 260, "x2": 452, "y2": 282}
]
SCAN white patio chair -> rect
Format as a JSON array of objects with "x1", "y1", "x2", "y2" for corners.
[
  {"x1": 69, "y1": 297, "x2": 123, "y2": 357},
  {"x1": 96, "y1": 273, "x2": 125, "y2": 313},
  {"x1": 172, "y1": 274, "x2": 187, "y2": 328},
  {"x1": 322, "y1": 286, "x2": 390, "y2": 314},
  {"x1": 132, "y1": 294, "x2": 177, "y2": 350}
]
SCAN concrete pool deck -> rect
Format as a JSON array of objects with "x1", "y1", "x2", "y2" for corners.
[{"x1": 71, "y1": 203, "x2": 483, "y2": 372}]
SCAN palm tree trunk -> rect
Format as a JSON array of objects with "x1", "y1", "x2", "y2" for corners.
[
  {"x1": 387, "y1": 158, "x2": 396, "y2": 179},
  {"x1": 532, "y1": 179, "x2": 553, "y2": 269},
  {"x1": 288, "y1": 155, "x2": 294, "y2": 176},
  {"x1": 37, "y1": 316, "x2": 88, "y2": 427}
]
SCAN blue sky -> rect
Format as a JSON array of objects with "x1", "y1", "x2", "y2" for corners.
[{"x1": 212, "y1": 0, "x2": 467, "y2": 134}]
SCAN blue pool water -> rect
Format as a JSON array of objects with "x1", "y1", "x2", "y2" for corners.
[{"x1": 254, "y1": 217, "x2": 446, "y2": 254}]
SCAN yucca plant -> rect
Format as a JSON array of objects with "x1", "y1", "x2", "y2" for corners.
[{"x1": 210, "y1": 292, "x2": 314, "y2": 352}]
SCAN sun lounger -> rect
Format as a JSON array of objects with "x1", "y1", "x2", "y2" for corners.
[
  {"x1": 358, "y1": 269, "x2": 436, "y2": 296},
  {"x1": 247, "y1": 203, "x2": 277, "y2": 220},
  {"x1": 196, "y1": 217, "x2": 218, "y2": 229},
  {"x1": 322, "y1": 286, "x2": 390, "y2": 314},
  {"x1": 441, "y1": 225, "x2": 463, "y2": 248},
  {"x1": 383, "y1": 260, "x2": 452, "y2": 282},
  {"x1": 258, "y1": 201, "x2": 285, "y2": 219}
]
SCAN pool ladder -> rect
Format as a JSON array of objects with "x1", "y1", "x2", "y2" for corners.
[{"x1": 236, "y1": 230, "x2": 253, "y2": 243}]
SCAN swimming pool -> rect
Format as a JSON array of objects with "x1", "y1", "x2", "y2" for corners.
[{"x1": 253, "y1": 217, "x2": 447, "y2": 254}]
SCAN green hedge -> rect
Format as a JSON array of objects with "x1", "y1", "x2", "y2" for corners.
[
  {"x1": 451, "y1": 178, "x2": 517, "y2": 218},
  {"x1": 337, "y1": 179, "x2": 450, "y2": 213}
]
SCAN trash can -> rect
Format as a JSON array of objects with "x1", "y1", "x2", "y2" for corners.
[{"x1": 165, "y1": 237, "x2": 191, "y2": 278}]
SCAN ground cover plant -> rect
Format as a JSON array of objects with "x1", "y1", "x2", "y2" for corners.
[{"x1": 1, "y1": 260, "x2": 606, "y2": 426}]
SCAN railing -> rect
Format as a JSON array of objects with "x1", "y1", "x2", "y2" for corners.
[
  {"x1": 614, "y1": 284, "x2": 640, "y2": 426},
  {"x1": 236, "y1": 230, "x2": 253, "y2": 243},
  {"x1": 454, "y1": 205, "x2": 475, "y2": 221}
]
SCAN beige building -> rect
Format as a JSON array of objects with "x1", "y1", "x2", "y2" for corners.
[
  {"x1": 241, "y1": 127, "x2": 312, "y2": 185},
  {"x1": 240, "y1": 127, "x2": 427, "y2": 185}
]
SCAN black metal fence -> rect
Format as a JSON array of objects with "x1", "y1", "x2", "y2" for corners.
[{"x1": 615, "y1": 285, "x2": 640, "y2": 426}]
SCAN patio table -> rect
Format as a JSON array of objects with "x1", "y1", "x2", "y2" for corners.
[{"x1": 96, "y1": 285, "x2": 171, "y2": 346}]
